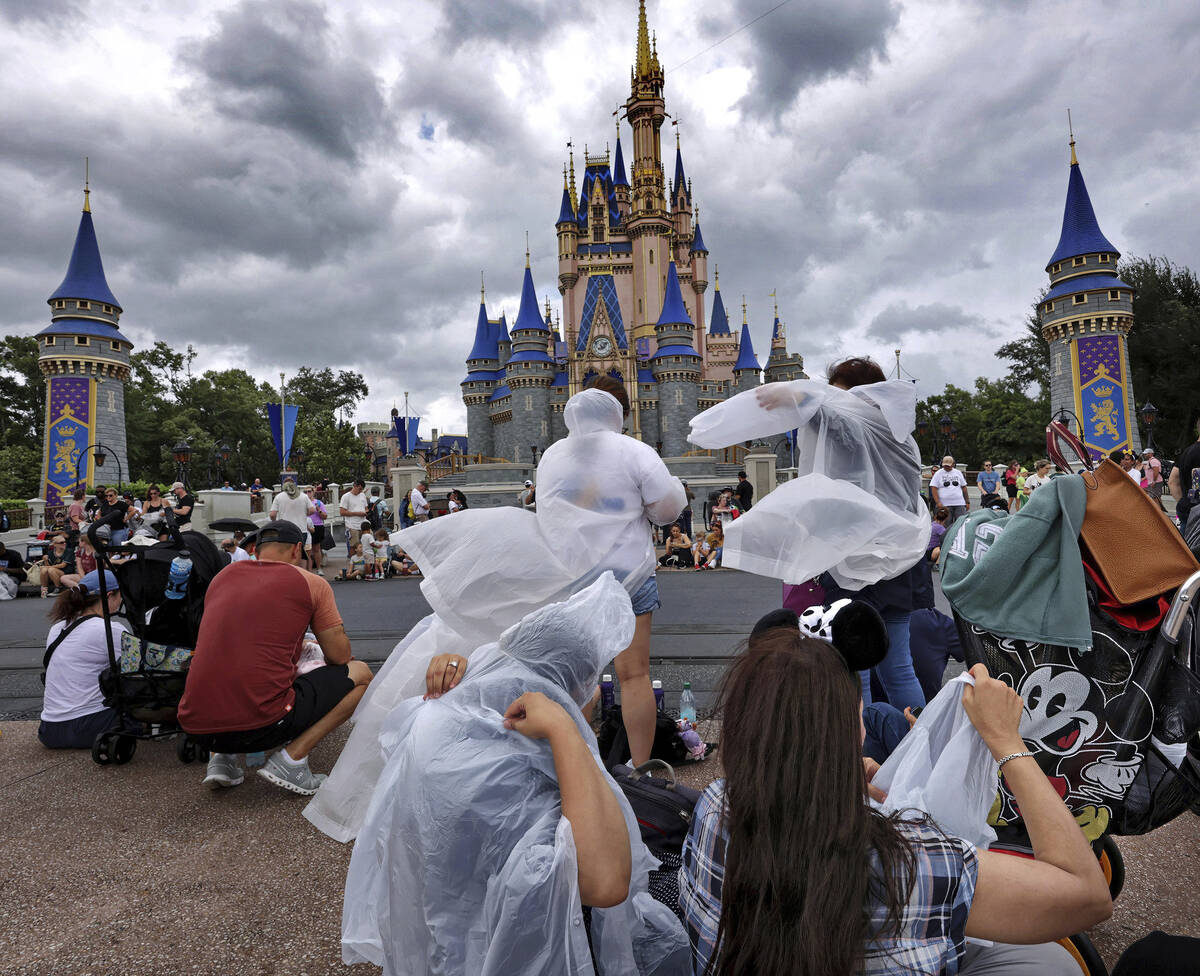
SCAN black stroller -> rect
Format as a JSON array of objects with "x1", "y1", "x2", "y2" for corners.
[{"x1": 87, "y1": 510, "x2": 229, "y2": 766}]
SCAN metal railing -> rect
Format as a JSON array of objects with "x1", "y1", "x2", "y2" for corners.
[
  {"x1": 680, "y1": 445, "x2": 749, "y2": 464},
  {"x1": 425, "y1": 454, "x2": 508, "y2": 482}
]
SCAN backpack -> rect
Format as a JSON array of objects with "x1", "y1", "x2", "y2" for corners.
[{"x1": 366, "y1": 500, "x2": 383, "y2": 532}]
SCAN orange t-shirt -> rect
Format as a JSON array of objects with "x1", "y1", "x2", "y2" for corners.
[{"x1": 178, "y1": 561, "x2": 342, "y2": 734}]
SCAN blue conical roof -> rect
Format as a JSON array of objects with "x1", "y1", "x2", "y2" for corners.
[
  {"x1": 708, "y1": 287, "x2": 730, "y2": 335},
  {"x1": 673, "y1": 143, "x2": 688, "y2": 202},
  {"x1": 613, "y1": 136, "x2": 628, "y2": 187},
  {"x1": 49, "y1": 208, "x2": 121, "y2": 308},
  {"x1": 513, "y1": 264, "x2": 549, "y2": 332},
  {"x1": 496, "y1": 311, "x2": 510, "y2": 343},
  {"x1": 467, "y1": 301, "x2": 498, "y2": 361},
  {"x1": 690, "y1": 221, "x2": 708, "y2": 254},
  {"x1": 557, "y1": 185, "x2": 575, "y2": 224},
  {"x1": 733, "y1": 322, "x2": 760, "y2": 371},
  {"x1": 656, "y1": 261, "x2": 693, "y2": 327},
  {"x1": 1047, "y1": 162, "x2": 1118, "y2": 269},
  {"x1": 772, "y1": 316, "x2": 783, "y2": 342}
]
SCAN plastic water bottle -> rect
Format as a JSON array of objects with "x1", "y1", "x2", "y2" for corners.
[
  {"x1": 245, "y1": 751, "x2": 266, "y2": 768},
  {"x1": 600, "y1": 674, "x2": 615, "y2": 718},
  {"x1": 652, "y1": 679, "x2": 665, "y2": 712},
  {"x1": 165, "y1": 556, "x2": 192, "y2": 600},
  {"x1": 679, "y1": 682, "x2": 697, "y2": 724}
]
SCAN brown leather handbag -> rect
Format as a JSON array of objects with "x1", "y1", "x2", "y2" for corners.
[{"x1": 1046, "y1": 421, "x2": 1198, "y2": 605}]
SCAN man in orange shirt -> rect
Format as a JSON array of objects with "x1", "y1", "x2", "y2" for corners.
[{"x1": 178, "y1": 521, "x2": 372, "y2": 794}]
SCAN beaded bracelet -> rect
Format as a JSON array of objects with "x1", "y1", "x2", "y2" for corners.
[{"x1": 996, "y1": 750, "x2": 1035, "y2": 770}]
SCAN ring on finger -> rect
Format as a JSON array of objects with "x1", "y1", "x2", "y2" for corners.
[{"x1": 448, "y1": 660, "x2": 459, "y2": 669}]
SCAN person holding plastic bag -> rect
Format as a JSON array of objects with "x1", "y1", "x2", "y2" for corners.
[
  {"x1": 679, "y1": 625, "x2": 1110, "y2": 976},
  {"x1": 342, "y1": 574, "x2": 690, "y2": 976},
  {"x1": 688, "y1": 356, "x2": 930, "y2": 710}
]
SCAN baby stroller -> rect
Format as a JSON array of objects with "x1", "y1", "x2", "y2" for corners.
[{"x1": 87, "y1": 510, "x2": 229, "y2": 766}]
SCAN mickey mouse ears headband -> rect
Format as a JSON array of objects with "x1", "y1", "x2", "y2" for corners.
[{"x1": 750, "y1": 600, "x2": 890, "y2": 674}]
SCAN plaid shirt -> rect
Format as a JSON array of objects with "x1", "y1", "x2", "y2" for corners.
[{"x1": 679, "y1": 780, "x2": 978, "y2": 976}]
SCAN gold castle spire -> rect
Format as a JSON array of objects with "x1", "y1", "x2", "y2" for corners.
[
  {"x1": 714, "y1": 266, "x2": 720, "y2": 290},
  {"x1": 83, "y1": 156, "x2": 91, "y2": 213},
  {"x1": 635, "y1": 0, "x2": 652, "y2": 79},
  {"x1": 525, "y1": 231, "x2": 531, "y2": 268},
  {"x1": 480, "y1": 271, "x2": 485, "y2": 303},
  {"x1": 1068, "y1": 108, "x2": 1078, "y2": 165},
  {"x1": 568, "y1": 144, "x2": 577, "y2": 203},
  {"x1": 741, "y1": 296, "x2": 748, "y2": 325}
]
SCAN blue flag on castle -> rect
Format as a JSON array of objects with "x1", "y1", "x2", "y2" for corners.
[
  {"x1": 266, "y1": 403, "x2": 299, "y2": 465},
  {"x1": 388, "y1": 416, "x2": 422, "y2": 454}
]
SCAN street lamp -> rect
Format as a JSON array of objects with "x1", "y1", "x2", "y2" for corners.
[
  {"x1": 172, "y1": 439, "x2": 192, "y2": 487},
  {"x1": 73, "y1": 442, "x2": 123, "y2": 495},
  {"x1": 530, "y1": 444, "x2": 539, "y2": 466},
  {"x1": 291, "y1": 444, "x2": 306, "y2": 483},
  {"x1": 1140, "y1": 401, "x2": 1158, "y2": 452}
]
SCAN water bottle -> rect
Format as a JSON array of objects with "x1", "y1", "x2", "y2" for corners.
[
  {"x1": 165, "y1": 556, "x2": 192, "y2": 600},
  {"x1": 245, "y1": 751, "x2": 266, "y2": 768},
  {"x1": 679, "y1": 681, "x2": 697, "y2": 724},
  {"x1": 600, "y1": 674, "x2": 615, "y2": 718},
  {"x1": 652, "y1": 679, "x2": 665, "y2": 712}
]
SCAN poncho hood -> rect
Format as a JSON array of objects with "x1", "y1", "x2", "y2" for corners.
[{"x1": 564, "y1": 388, "x2": 624, "y2": 435}]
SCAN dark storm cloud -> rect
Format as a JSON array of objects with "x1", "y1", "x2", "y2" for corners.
[
  {"x1": 0, "y1": 0, "x2": 81, "y2": 23},
  {"x1": 438, "y1": 0, "x2": 593, "y2": 50},
  {"x1": 179, "y1": 0, "x2": 392, "y2": 162},
  {"x1": 866, "y1": 302, "x2": 985, "y2": 344},
  {"x1": 729, "y1": 0, "x2": 899, "y2": 120}
]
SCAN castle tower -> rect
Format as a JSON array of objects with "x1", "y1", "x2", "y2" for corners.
[
  {"x1": 732, "y1": 299, "x2": 762, "y2": 395},
  {"x1": 650, "y1": 260, "x2": 701, "y2": 455},
  {"x1": 763, "y1": 296, "x2": 806, "y2": 384},
  {"x1": 461, "y1": 280, "x2": 500, "y2": 458},
  {"x1": 1039, "y1": 135, "x2": 1138, "y2": 459},
  {"x1": 39, "y1": 180, "x2": 132, "y2": 504},
  {"x1": 689, "y1": 206, "x2": 709, "y2": 364},
  {"x1": 504, "y1": 254, "x2": 556, "y2": 462},
  {"x1": 613, "y1": 125, "x2": 631, "y2": 219}
]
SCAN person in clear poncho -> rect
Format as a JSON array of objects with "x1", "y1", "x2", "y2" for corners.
[
  {"x1": 688, "y1": 357, "x2": 931, "y2": 709},
  {"x1": 303, "y1": 383, "x2": 684, "y2": 842},
  {"x1": 341, "y1": 573, "x2": 691, "y2": 976}
]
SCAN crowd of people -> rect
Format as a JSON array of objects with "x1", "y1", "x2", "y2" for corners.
[{"x1": 24, "y1": 361, "x2": 1200, "y2": 975}]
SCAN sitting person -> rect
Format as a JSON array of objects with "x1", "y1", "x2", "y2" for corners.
[
  {"x1": 341, "y1": 542, "x2": 367, "y2": 581},
  {"x1": 38, "y1": 570, "x2": 127, "y2": 748},
  {"x1": 341, "y1": 573, "x2": 689, "y2": 975},
  {"x1": 33, "y1": 534, "x2": 75, "y2": 598},
  {"x1": 658, "y1": 523, "x2": 693, "y2": 568},
  {"x1": 58, "y1": 535, "x2": 98, "y2": 589},
  {"x1": 389, "y1": 544, "x2": 420, "y2": 576},
  {"x1": 220, "y1": 537, "x2": 252, "y2": 563},
  {"x1": 0, "y1": 541, "x2": 28, "y2": 599},
  {"x1": 927, "y1": 506, "x2": 950, "y2": 562},
  {"x1": 177, "y1": 521, "x2": 373, "y2": 795},
  {"x1": 680, "y1": 627, "x2": 1109, "y2": 975},
  {"x1": 693, "y1": 522, "x2": 724, "y2": 570}
]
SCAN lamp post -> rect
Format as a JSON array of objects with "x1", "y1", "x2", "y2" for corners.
[
  {"x1": 73, "y1": 442, "x2": 124, "y2": 495},
  {"x1": 915, "y1": 415, "x2": 956, "y2": 464},
  {"x1": 291, "y1": 444, "x2": 306, "y2": 484},
  {"x1": 530, "y1": 444, "x2": 539, "y2": 466},
  {"x1": 172, "y1": 439, "x2": 192, "y2": 488},
  {"x1": 1140, "y1": 401, "x2": 1158, "y2": 453},
  {"x1": 1053, "y1": 406, "x2": 1082, "y2": 435},
  {"x1": 208, "y1": 441, "x2": 232, "y2": 487}
]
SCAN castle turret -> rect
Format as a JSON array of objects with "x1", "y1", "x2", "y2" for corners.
[
  {"x1": 461, "y1": 282, "x2": 500, "y2": 458},
  {"x1": 1039, "y1": 134, "x2": 1138, "y2": 458},
  {"x1": 39, "y1": 179, "x2": 132, "y2": 504},
  {"x1": 613, "y1": 124, "x2": 631, "y2": 218},
  {"x1": 732, "y1": 299, "x2": 761, "y2": 395},
  {"x1": 496, "y1": 310, "x2": 511, "y2": 368},
  {"x1": 502, "y1": 254, "x2": 556, "y2": 462},
  {"x1": 702, "y1": 270, "x2": 736, "y2": 382},
  {"x1": 650, "y1": 260, "x2": 701, "y2": 455},
  {"x1": 763, "y1": 296, "x2": 806, "y2": 384}
]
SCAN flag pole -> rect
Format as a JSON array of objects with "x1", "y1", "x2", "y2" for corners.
[{"x1": 279, "y1": 372, "x2": 287, "y2": 469}]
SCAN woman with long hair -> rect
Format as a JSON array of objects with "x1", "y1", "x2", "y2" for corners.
[
  {"x1": 680, "y1": 627, "x2": 1110, "y2": 976},
  {"x1": 38, "y1": 570, "x2": 127, "y2": 749}
]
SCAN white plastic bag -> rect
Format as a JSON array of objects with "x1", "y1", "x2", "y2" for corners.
[{"x1": 872, "y1": 673, "x2": 999, "y2": 849}]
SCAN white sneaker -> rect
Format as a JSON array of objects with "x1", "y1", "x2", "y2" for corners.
[
  {"x1": 203, "y1": 753, "x2": 244, "y2": 789},
  {"x1": 257, "y1": 751, "x2": 327, "y2": 795},
  {"x1": 316, "y1": 568, "x2": 326, "y2": 576}
]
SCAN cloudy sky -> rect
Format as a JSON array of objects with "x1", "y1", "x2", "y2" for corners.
[{"x1": 3, "y1": 0, "x2": 1199, "y2": 436}]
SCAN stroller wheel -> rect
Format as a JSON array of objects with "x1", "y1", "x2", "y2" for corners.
[
  {"x1": 176, "y1": 735, "x2": 197, "y2": 764},
  {"x1": 112, "y1": 734, "x2": 137, "y2": 765},
  {"x1": 1058, "y1": 932, "x2": 1108, "y2": 976},
  {"x1": 92, "y1": 731, "x2": 116, "y2": 766},
  {"x1": 1095, "y1": 834, "x2": 1125, "y2": 900}
]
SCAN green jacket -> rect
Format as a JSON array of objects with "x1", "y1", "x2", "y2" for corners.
[{"x1": 939, "y1": 474, "x2": 1090, "y2": 647}]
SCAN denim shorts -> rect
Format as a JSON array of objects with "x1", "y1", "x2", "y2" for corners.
[{"x1": 630, "y1": 573, "x2": 661, "y2": 616}]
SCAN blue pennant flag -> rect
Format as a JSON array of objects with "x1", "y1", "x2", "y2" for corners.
[
  {"x1": 388, "y1": 416, "x2": 422, "y2": 454},
  {"x1": 266, "y1": 403, "x2": 299, "y2": 466}
]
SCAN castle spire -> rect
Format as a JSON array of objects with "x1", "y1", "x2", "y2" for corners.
[
  {"x1": 708, "y1": 279, "x2": 730, "y2": 335},
  {"x1": 1068, "y1": 108, "x2": 1077, "y2": 166},
  {"x1": 49, "y1": 177, "x2": 121, "y2": 309},
  {"x1": 568, "y1": 145, "x2": 577, "y2": 204},
  {"x1": 733, "y1": 319, "x2": 761, "y2": 372},
  {"x1": 558, "y1": 166, "x2": 575, "y2": 223},
  {"x1": 1045, "y1": 131, "x2": 1118, "y2": 270},
  {"x1": 613, "y1": 123, "x2": 629, "y2": 187},
  {"x1": 635, "y1": 0, "x2": 652, "y2": 79},
  {"x1": 83, "y1": 156, "x2": 91, "y2": 213}
]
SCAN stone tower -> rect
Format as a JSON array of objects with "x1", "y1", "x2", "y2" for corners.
[
  {"x1": 460, "y1": 283, "x2": 500, "y2": 459},
  {"x1": 763, "y1": 298, "x2": 806, "y2": 384},
  {"x1": 703, "y1": 271, "x2": 737, "y2": 382},
  {"x1": 504, "y1": 255, "x2": 555, "y2": 463},
  {"x1": 39, "y1": 181, "x2": 132, "y2": 504},
  {"x1": 651, "y1": 261, "x2": 701, "y2": 455},
  {"x1": 1039, "y1": 135, "x2": 1138, "y2": 459},
  {"x1": 732, "y1": 301, "x2": 762, "y2": 396}
]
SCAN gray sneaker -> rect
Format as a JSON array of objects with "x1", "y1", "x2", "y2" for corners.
[
  {"x1": 203, "y1": 753, "x2": 244, "y2": 789},
  {"x1": 257, "y1": 752, "x2": 327, "y2": 795}
]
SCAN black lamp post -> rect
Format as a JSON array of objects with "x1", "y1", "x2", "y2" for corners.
[
  {"x1": 208, "y1": 441, "x2": 233, "y2": 487},
  {"x1": 73, "y1": 442, "x2": 123, "y2": 495},
  {"x1": 291, "y1": 444, "x2": 306, "y2": 483},
  {"x1": 172, "y1": 439, "x2": 192, "y2": 487},
  {"x1": 1054, "y1": 406, "x2": 1082, "y2": 434},
  {"x1": 1140, "y1": 401, "x2": 1158, "y2": 453},
  {"x1": 530, "y1": 444, "x2": 539, "y2": 466}
]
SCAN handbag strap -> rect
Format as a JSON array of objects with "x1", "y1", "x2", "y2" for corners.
[
  {"x1": 1045, "y1": 420, "x2": 1094, "y2": 475},
  {"x1": 631, "y1": 758, "x2": 677, "y2": 785},
  {"x1": 40, "y1": 615, "x2": 91, "y2": 685}
]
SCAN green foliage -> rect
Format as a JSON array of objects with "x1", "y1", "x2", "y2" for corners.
[
  {"x1": 0, "y1": 444, "x2": 41, "y2": 499},
  {"x1": 0, "y1": 335, "x2": 44, "y2": 450}
]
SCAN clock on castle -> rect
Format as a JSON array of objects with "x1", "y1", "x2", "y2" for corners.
[{"x1": 460, "y1": 0, "x2": 806, "y2": 465}]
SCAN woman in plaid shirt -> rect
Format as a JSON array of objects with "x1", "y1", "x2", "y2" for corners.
[{"x1": 679, "y1": 627, "x2": 1111, "y2": 975}]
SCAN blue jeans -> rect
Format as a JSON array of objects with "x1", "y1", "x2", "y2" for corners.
[
  {"x1": 862, "y1": 702, "x2": 909, "y2": 764},
  {"x1": 629, "y1": 574, "x2": 661, "y2": 616},
  {"x1": 110, "y1": 527, "x2": 129, "y2": 546},
  {"x1": 859, "y1": 609, "x2": 926, "y2": 711}
]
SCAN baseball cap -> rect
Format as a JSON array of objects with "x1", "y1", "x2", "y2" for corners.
[
  {"x1": 171, "y1": 481, "x2": 185, "y2": 491},
  {"x1": 256, "y1": 522, "x2": 306, "y2": 547},
  {"x1": 524, "y1": 480, "x2": 533, "y2": 487},
  {"x1": 79, "y1": 569, "x2": 119, "y2": 595},
  {"x1": 1142, "y1": 448, "x2": 1154, "y2": 456}
]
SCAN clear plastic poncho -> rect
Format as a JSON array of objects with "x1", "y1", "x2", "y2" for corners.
[
  {"x1": 341, "y1": 573, "x2": 691, "y2": 976},
  {"x1": 303, "y1": 390, "x2": 685, "y2": 843},
  {"x1": 687, "y1": 379, "x2": 930, "y2": 588}
]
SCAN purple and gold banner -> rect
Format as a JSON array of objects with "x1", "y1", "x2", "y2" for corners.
[
  {"x1": 1071, "y1": 334, "x2": 1133, "y2": 462},
  {"x1": 42, "y1": 376, "x2": 95, "y2": 505}
]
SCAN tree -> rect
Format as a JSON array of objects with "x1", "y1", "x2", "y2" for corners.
[
  {"x1": 995, "y1": 310, "x2": 1051, "y2": 400},
  {"x1": 0, "y1": 335, "x2": 44, "y2": 450}
]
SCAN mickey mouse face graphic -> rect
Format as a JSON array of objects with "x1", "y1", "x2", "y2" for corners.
[{"x1": 1018, "y1": 666, "x2": 1100, "y2": 757}]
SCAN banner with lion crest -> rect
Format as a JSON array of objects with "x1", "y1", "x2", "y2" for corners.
[
  {"x1": 1071, "y1": 334, "x2": 1133, "y2": 462},
  {"x1": 42, "y1": 376, "x2": 95, "y2": 505}
]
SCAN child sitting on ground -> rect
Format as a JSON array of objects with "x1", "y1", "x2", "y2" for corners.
[{"x1": 342, "y1": 542, "x2": 367, "y2": 581}]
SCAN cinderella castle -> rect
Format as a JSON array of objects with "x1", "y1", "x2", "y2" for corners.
[{"x1": 460, "y1": 1, "x2": 806, "y2": 463}]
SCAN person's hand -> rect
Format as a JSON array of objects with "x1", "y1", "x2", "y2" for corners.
[
  {"x1": 863, "y1": 757, "x2": 886, "y2": 802},
  {"x1": 961, "y1": 664, "x2": 1026, "y2": 760},
  {"x1": 424, "y1": 654, "x2": 467, "y2": 699},
  {"x1": 503, "y1": 692, "x2": 575, "y2": 741},
  {"x1": 903, "y1": 706, "x2": 920, "y2": 730},
  {"x1": 755, "y1": 384, "x2": 798, "y2": 412}
]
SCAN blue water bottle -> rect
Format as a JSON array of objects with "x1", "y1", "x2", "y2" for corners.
[
  {"x1": 652, "y1": 679, "x2": 665, "y2": 712},
  {"x1": 600, "y1": 673, "x2": 615, "y2": 719},
  {"x1": 679, "y1": 681, "x2": 697, "y2": 724},
  {"x1": 166, "y1": 556, "x2": 192, "y2": 600}
]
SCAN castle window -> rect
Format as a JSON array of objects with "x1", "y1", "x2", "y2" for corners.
[
  {"x1": 44, "y1": 336, "x2": 54, "y2": 346},
  {"x1": 55, "y1": 300, "x2": 65, "y2": 309},
  {"x1": 78, "y1": 300, "x2": 90, "y2": 309},
  {"x1": 591, "y1": 204, "x2": 605, "y2": 242},
  {"x1": 111, "y1": 341, "x2": 121, "y2": 351},
  {"x1": 1072, "y1": 257, "x2": 1085, "y2": 267},
  {"x1": 1109, "y1": 290, "x2": 1120, "y2": 301},
  {"x1": 1072, "y1": 294, "x2": 1087, "y2": 305},
  {"x1": 1050, "y1": 263, "x2": 1061, "y2": 274},
  {"x1": 75, "y1": 336, "x2": 90, "y2": 345},
  {"x1": 104, "y1": 304, "x2": 113, "y2": 313},
  {"x1": 1098, "y1": 254, "x2": 1111, "y2": 264},
  {"x1": 649, "y1": 250, "x2": 654, "y2": 265},
  {"x1": 1043, "y1": 302, "x2": 1052, "y2": 314}
]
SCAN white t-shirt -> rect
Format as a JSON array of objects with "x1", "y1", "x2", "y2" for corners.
[
  {"x1": 41, "y1": 615, "x2": 129, "y2": 722},
  {"x1": 1127, "y1": 467, "x2": 1141, "y2": 483},
  {"x1": 1024, "y1": 472, "x2": 1048, "y2": 493},
  {"x1": 930, "y1": 467, "x2": 967, "y2": 507},
  {"x1": 227, "y1": 546, "x2": 252, "y2": 563},
  {"x1": 340, "y1": 490, "x2": 369, "y2": 530},
  {"x1": 410, "y1": 488, "x2": 430, "y2": 516},
  {"x1": 271, "y1": 492, "x2": 314, "y2": 540}
]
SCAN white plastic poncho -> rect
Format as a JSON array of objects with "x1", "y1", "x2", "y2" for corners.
[
  {"x1": 687, "y1": 379, "x2": 930, "y2": 589},
  {"x1": 341, "y1": 574, "x2": 691, "y2": 976},
  {"x1": 303, "y1": 389, "x2": 685, "y2": 843}
]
